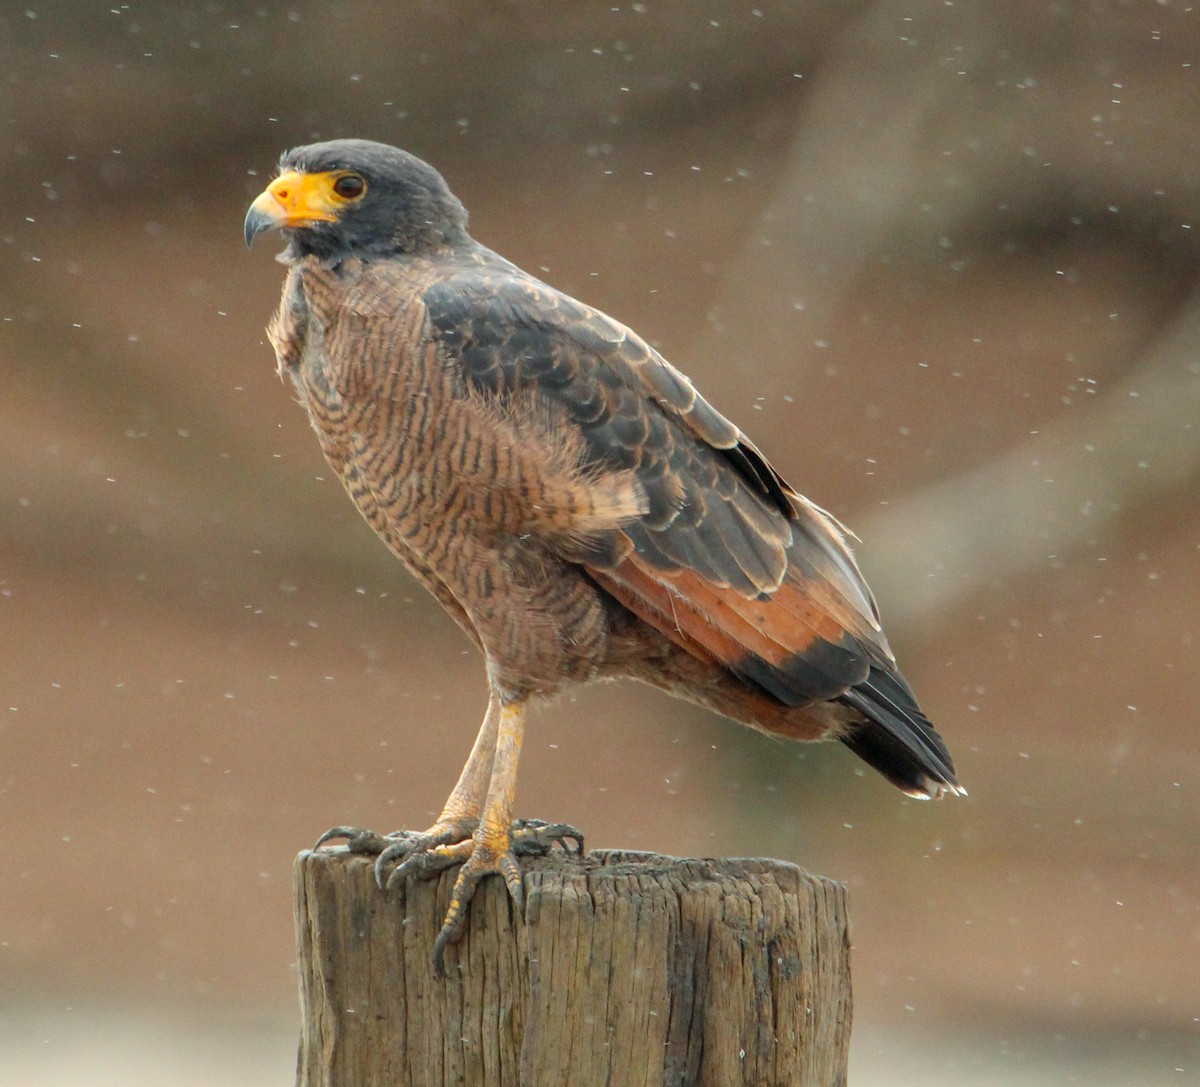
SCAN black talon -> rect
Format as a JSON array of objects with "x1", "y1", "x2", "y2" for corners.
[
  {"x1": 373, "y1": 836, "x2": 417, "y2": 885},
  {"x1": 387, "y1": 848, "x2": 459, "y2": 890},
  {"x1": 315, "y1": 825, "x2": 397, "y2": 856},
  {"x1": 510, "y1": 818, "x2": 585, "y2": 857},
  {"x1": 314, "y1": 825, "x2": 361, "y2": 848},
  {"x1": 432, "y1": 916, "x2": 458, "y2": 977}
]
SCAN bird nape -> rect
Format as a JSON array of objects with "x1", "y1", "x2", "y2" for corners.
[{"x1": 244, "y1": 138, "x2": 964, "y2": 971}]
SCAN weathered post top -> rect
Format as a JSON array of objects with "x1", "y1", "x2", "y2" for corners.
[{"x1": 295, "y1": 847, "x2": 851, "y2": 1086}]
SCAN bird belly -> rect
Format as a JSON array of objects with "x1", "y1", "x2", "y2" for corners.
[{"x1": 299, "y1": 340, "x2": 613, "y2": 697}]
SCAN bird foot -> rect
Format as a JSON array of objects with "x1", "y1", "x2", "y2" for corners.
[
  {"x1": 315, "y1": 817, "x2": 584, "y2": 974},
  {"x1": 315, "y1": 818, "x2": 478, "y2": 869},
  {"x1": 380, "y1": 817, "x2": 583, "y2": 892}
]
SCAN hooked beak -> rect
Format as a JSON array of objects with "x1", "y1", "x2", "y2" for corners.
[{"x1": 243, "y1": 170, "x2": 340, "y2": 247}]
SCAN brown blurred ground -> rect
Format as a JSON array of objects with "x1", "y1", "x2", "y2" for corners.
[{"x1": 2, "y1": 2, "x2": 1198, "y2": 1083}]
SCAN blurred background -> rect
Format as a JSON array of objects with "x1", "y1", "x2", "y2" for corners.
[{"x1": 2, "y1": 2, "x2": 1198, "y2": 1083}]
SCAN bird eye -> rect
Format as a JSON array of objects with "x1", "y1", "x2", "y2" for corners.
[{"x1": 333, "y1": 174, "x2": 365, "y2": 200}]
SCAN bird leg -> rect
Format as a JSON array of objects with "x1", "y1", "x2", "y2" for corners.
[
  {"x1": 390, "y1": 693, "x2": 502, "y2": 851},
  {"x1": 315, "y1": 694, "x2": 582, "y2": 971},
  {"x1": 390, "y1": 698, "x2": 583, "y2": 971},
  {"x1": 314, "y1": 695, "x2": 501, "y2": 863},
  {"x1": 424, "y1": 698, "x2": 528, "y2": 968}
]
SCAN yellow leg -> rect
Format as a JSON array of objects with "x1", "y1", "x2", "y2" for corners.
[
  {"x1": 477, "y1": 700, "x2": 525, "y2": 853},
  {"x1": 315, "y1": 699, "x2": 499, "y2": 874},
  {"x1": 433, "y1": 695, "x2": 501, "y2": 829},
  {"x1": 431, "y1": 699, "x2": 527, "y2": 969},
  {"x1": 366, "y1": 698, "x2": 500, "y2": 886},
  {"x1": 316, "y1": 694, "x2": 582, "y2": 973}
]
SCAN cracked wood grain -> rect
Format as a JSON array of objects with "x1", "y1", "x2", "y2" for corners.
[{"x1": 295, "y1": 847, "x2": 851, "y2": 1087}]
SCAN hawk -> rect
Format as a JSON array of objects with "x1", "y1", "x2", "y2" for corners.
[{"x1": 244, "y1": 139, "x2": 963, "y2": 967}]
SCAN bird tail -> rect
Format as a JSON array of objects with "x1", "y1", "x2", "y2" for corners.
[{"x1": 839, "y1": 668, "x2": 965, "y2": 800}]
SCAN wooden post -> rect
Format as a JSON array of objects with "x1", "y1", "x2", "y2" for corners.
[{"x1": 294, "y1": 847, "x2": 852, "y2": 1087}]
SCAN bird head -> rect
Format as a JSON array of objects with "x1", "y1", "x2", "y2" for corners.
[{"x1": 244, "y1": 139, "x2": 469, "y2": 263}]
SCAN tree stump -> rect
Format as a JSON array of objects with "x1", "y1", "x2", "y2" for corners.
[{"x1": 294, "y1": 847, "x2": 852, "y2": 1087}]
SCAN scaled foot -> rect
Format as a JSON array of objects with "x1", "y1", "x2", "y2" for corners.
[{"x1": 315, "y1": 817, "x2": 584, "y2": 973}]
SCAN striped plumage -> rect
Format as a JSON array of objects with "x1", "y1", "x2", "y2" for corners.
[{"x1": 245, "y1": 139, "x2": 963, "y2": 966}]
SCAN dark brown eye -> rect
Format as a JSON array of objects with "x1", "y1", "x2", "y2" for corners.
[{"x1": 333, "y1": 174, "x2": 365, "y2": 200}]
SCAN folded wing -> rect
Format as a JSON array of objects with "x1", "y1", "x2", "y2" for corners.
[{"x1": 424, "y1": 262, "x2": 960, "y2": 797}]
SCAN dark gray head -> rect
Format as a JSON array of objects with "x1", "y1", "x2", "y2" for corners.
[{"x1": 244, "y1": 139, "x2": 470, "y2": 262}]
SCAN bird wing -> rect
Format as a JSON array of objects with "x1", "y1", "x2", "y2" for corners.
[{"x1": 423, "y1": 262, "x2": 897, "y2": 707}]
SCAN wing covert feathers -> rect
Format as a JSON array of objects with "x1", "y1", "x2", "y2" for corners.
[{"x1": 422, "y1": 258, "x2": 959, "y2": 797}]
